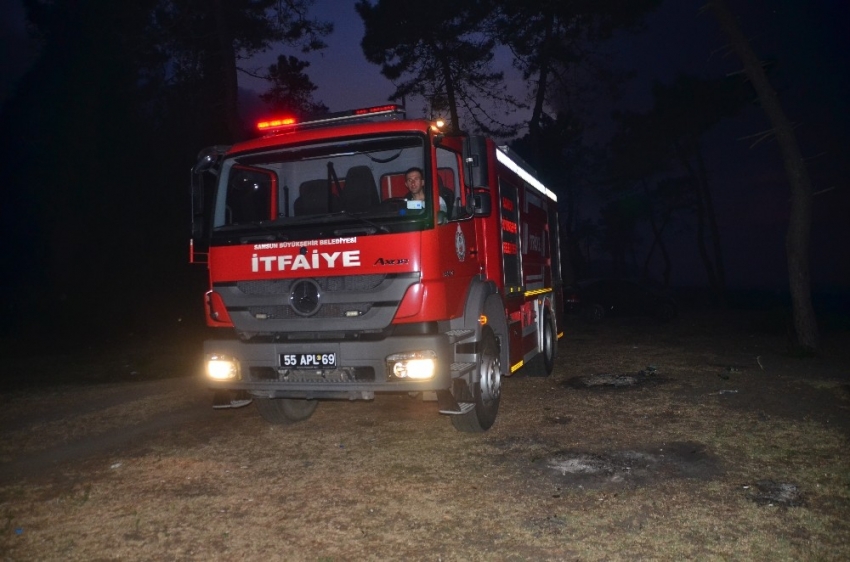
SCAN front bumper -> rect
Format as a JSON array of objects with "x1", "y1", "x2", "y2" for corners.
[{"x1": 204, "y1": 333, "x2": 453, "y2": 399}]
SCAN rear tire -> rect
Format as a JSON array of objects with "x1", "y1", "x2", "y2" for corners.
[
  {"x1": 255, "y1": 398, "x2": 318, "y2": 424},
  {"x1": 451, "y1": 327, "x2": 501, "y2": 433},
  {"x1": 525, "y1": 309, "x2": 557, "y2": 377}
]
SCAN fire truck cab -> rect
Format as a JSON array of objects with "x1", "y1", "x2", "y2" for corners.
[{"x1": 191, "y1": 104, "x2": 563, "y2": 432}]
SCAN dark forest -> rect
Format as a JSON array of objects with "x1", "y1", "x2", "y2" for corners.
[{"x1": 1, "y1": 0, "x2": 847, "y2": 352}]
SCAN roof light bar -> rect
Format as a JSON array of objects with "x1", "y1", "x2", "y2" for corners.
[
  {"x1": 256, "y1": 117, "x2": 297, "y2": 132},
  {"x1": 495, "y1": 148, "x2": 557, "y2": 202},
  {"x1": 255, "y1": 104, "x2": 406, "y2": 135},
  {"x1": 354, "y1": 104, "x2": 400, "y2": 115}
]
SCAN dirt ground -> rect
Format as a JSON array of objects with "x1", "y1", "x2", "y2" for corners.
[{"x1": 1, "y1": 309, "x2": 849, "y2": 561}]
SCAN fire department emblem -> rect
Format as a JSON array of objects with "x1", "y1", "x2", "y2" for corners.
[{"x1": 455, "y1": 224, "x2": 466, "y2": 262}]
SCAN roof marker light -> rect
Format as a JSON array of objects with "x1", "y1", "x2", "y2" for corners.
[
  {"x1": 254, "y1": 104, "x2": 406, "y2": 136},
  {"x1": 256, "y1": 117, "x2": 297, "y2": 133},
  {"x1": 354, "y1": 104, "x2": 400, "y2": 115}
]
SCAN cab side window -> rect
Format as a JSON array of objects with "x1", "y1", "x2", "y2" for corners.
[
  {"x1": 225, "y1": 166, "x2": 274, "y2": 225},
  {"x1": 435, "y1": 147, "x2": 464, "y2": 220}
]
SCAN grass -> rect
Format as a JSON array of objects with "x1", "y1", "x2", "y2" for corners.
[{"x1": 0, "y1": 311, "x2": 848, "y2": 560}]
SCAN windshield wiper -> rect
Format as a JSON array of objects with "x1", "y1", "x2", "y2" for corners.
[
  {"x1": 280, "y1": 210, "x2": 391, "y2": 233},
  {"x1": 230, "y1": 221, "x2": 291, "y2": 243},
  {"x1": 330, "y1": 210, "x2": 390, "y2": 235},
  {"x1": 222, "y1": 211, "x2": 390, "y2": 241}
]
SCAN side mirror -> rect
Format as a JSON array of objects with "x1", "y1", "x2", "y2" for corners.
[
  {"x1": 192, "y1": 145, "x2": 229, "y2": 174},
  {"x1": 462, "y1": 136, "x2": 489, "y2": 188},
  {"x1": 190, "y1": 170, "x2": 215, "y2": 263},
  {"x1": 190, "y1": 145, "x2": 229, "y2": 263},
  {"x1": 472, "y1": 190, "x2": 491, "y2": 217}
]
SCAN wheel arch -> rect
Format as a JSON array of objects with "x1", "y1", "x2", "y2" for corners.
[{"x1": 450, "y1": 276, "x2": 509, "y2": 378}]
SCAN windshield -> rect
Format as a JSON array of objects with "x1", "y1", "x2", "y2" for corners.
[{"x1": 212, "y1": 134, "x2": 433, "y2": 237}]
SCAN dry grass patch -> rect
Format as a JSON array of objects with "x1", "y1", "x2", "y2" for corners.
[
  {"x1": 0, "y1": 381, "x2": 205, "y2": 462},
  {"x1": 1, "y1": 312, "x2": 849, "y2": 560}
]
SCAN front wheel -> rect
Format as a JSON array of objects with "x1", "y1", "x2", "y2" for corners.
[
  {"x1": 451, "y1": 327, "x2": 501, "y2": 433},
  {"x1": 254, "y1": 398, "x2": 318, "y2": 425}
]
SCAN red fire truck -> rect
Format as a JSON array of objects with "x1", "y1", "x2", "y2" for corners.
[{"x1": 190, "y1": 104, "x2": 563, "y2": 432}]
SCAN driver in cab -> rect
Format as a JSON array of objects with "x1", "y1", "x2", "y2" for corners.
[{"x1": 405, "y1": 167, "x2": 448, "y2": 219}]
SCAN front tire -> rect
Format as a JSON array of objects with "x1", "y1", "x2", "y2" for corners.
[
  {"x1": 255, "y1": 398, "x2": 318, "y2": 425},
  {"x1": 451, "y1": 327, "x2": 501, "y2": 433}
]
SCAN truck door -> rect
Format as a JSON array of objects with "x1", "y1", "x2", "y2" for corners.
[{"x1": 432, "y1": 139, "x2": 480, "y2": 319}]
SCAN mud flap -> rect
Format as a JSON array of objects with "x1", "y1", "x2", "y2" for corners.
[
  {"x1": 436, "y1": 389, "x2": 474, "y2": 415},
  {"x1": 212, "y1": 390, "x2": 253, "y2": 409}
]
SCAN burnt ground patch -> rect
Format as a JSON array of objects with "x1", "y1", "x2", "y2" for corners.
[
  {"x1": 745, "y1": 480, "x2": 805, "y2": 507},
  {"x1": 539, "y1": 442, "x2": 721, "y2": 490},
  {"x1": 561, "y1": 368, "x2": 668, "y2": 390}
]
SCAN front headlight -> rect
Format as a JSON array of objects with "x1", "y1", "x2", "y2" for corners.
[
  {"x1": 387, "y1": 350, "x2": 436, "y2": 380},
  {"x1": 206, "y1": 354, "x2": 240, "y2": 381}
]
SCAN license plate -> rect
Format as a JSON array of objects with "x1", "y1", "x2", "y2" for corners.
[{"x1": 280, "y1": 352, "x2": 337, "y2": 369}]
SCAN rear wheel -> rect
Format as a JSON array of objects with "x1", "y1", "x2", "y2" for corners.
[
  {"x1": 451, "y1": 327, "x2": 501, "y2": 433},
  {"x1": 254, "y1": 398, "x2": 318, "y2": 424},
  {"x1": 525, "y1": 309, "x2": 557, "y2": 377}
]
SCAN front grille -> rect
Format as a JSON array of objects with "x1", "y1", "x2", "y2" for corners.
[
  {"x1": 215, "y1": 272, "x2": 418, "y2": 332},
  {"x1": 234, "y1": 274, "x2": 387, "y2": 320},
  {"x1": 236, "y1": 274, "x2": 386, "y2": 295},
  {"x1": 248, "y1": 303, "x2": 374, "y2": 320}
]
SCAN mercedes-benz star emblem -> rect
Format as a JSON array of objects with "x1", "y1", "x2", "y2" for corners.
[{"x1": 290, "y1": 279, "x2": 321, "y2": 316}]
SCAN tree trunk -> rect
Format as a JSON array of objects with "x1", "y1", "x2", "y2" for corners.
[
  {"x1": 694, "y1": 141, "x2": 726, "y2": 297},
  {"x1": 692, "y1": 169, "x2": 720, "y2": 298},
  {"x1": 641, "y1": 180, "x2": 673, "y2": 286},
  {"x1": 675, "y1": 141, "x2": 722, "y2": 302},
  {"x1": 528, "y1": 9, "x2": 555, "y2": 160},
  {"x1": 431, "y1": 41, "x2": 461, "y2": 133},
  {"x1": 707, "y1": 0, "x2": 819, "y2": 352},
  {"x1": 212, "y1": 0, "x2": 242, "y2": 141}
]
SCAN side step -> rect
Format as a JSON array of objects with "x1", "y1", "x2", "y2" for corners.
[
  {"x1": 445, "y1": 329, "x2": 475, "y2": 344},
  {"x1": 450, "y1": 361, "x2": 476, "y2": 377},
  {"x1": 438, "y1": 330, "x2": 477, "y2": 415}
]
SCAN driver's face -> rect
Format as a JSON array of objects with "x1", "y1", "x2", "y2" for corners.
[{"x1": 405, "y1": 171, "x2": 424, "y2": 197}]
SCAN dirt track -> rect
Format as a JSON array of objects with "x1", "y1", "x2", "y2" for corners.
[{"x1": 1, "y1": 311, "x2": 849, "y2": 560}]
